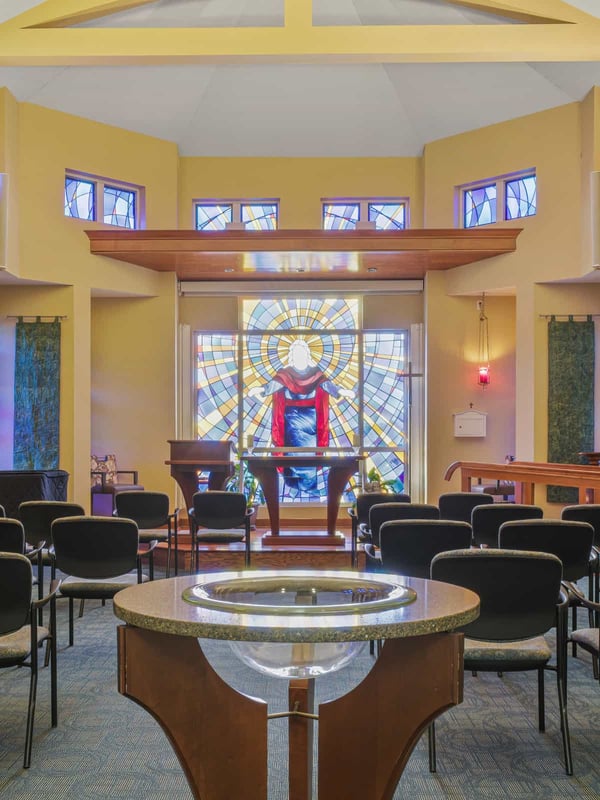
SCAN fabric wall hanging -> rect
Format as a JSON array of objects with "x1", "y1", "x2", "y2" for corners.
[
  {"x1": 13, "y1": 317, "x2": 61, "y2": 469},
  {"x1": 547, "y1": 316, "x2": 595, "y2": 503}
]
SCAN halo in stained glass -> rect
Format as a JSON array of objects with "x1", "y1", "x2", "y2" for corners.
[
  {"x1": 505, "y1": 175, "x2": 536, "y2": 220},
  {"x1": 243, "y1": 297, "x2": 359, "y2": 331},
  {"x1": 464, "y1": 184, "x2": 496, "y2": 228},
  {"x1": 196, "y1": 204, "x2": 233, "y2": 230},
  {"x1": 65, "y1": 177, "x2": 95, "y2": 220}
]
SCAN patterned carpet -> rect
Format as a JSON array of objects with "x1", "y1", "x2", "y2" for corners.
[{"x1": 1, "y1": 571, "x2": 599, "y2": 800}]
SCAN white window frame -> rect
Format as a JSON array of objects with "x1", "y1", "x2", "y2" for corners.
[{"x1": 458, "y1": 169, "x2": 536, "y2": 229}]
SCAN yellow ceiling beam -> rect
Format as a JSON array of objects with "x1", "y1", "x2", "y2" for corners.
[
  {"x1": 0, "y1": 0, "x2": 598, "y2": 66},
  {"x1": 2, "y1": 23, "x2": 600, "y2": 65}
]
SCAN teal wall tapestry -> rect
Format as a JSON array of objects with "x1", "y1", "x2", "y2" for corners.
[
  {"x1": 13, "y1": 317, "x2": 61, "y2": 469},
  {"x1": 547, "y1": 317, "x2": 595, "y2": 503}
]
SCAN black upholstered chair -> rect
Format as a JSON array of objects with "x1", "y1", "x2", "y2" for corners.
[
  {"x1": 374, "y1": 519, "x2": 472, "y2": 577},
  {"x1": 471, "y1": 502, "x2": 543, "y2": 548},
  {"x1": 561, "y1": 504, "x2": 600, "y2": 610},
  {"x1": 348, "y1": 492, "x2": 410, "y2": 567},
  {"x1": 52, "y1": 516, "x2": 150, "y2": 646},
  {"x1": 19, "y1": 501, "x2": 85, "y2": 617},
  {"x1": 430, "y1": 548, "x2": 572, "y2": 775},
  {"x1": 189, "y1": 491, "x2": 252, "y2": 572},
  {"x1": 0, "y1": 552, "x2": 59, "y2": 768},
  {"x1": 562, "y1": 585, "x2": 600, "y2": 683},
  {"x1": 0, "y1": 517, "x2": 26, "y2": 553},
  {"x1": 115, "y1": 491, "x2": 180, "y2": 578},
  {"x1": 499, "y1": 518, "x2": 595, "y2": 655},
  {"x1": 438, "y1": 491, "x2": 494, "y2": 523},
  {"x1": 364, "y1": 503, "x2": 441, "y2": 572}
]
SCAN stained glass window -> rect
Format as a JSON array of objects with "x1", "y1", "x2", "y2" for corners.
[
  {"x1": 64, "y1": 177, "x2": 95, "y2": 220},
  {"x1": 368, "y1": 203, "x2": 406, "y2": 230},
  {"x1": 104, "y1": 185, "x2": 136, "y2": 228},
  {"x1": 505, "y1": 175, "x2": 536, "y2": 220},
  {"x1": 241, "y1": 203, "x2": 278, "y2": 230},
  {"x1": 464, "y1": 184, "x2": 497, "y2": 228},
  {"x1": 195, "y1": 204, "x2": 233, "y2": 231},
  {"x1": 195, "y1": 298, "x2": 409, "y2": 504},
  {"x1": 323, "y1": 204, "x2": 360, "y2": 230}
]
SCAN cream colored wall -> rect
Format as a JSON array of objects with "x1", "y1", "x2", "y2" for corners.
[
  {"x1": 0, "y1": 88, "x2": 19, "y2": 273},
  {"x1": 91, "y1": 272, "x2": 179, "y2": 506},
  {"x1": 425, "y1": 273, "x2": 516, "y2": 500},
  {"x1": 178, "y1": 157, "x2": 423, "y2": 229}
]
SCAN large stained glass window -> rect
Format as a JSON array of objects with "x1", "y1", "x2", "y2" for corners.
[
  {"x1": 505, "y1": 174, "x2": 536, "y2": 220},
  {"x1": 195, "y1": 298, "x2": 410, "y2": 504},
  {"x1": 463, "y1": 184, "x2": 497, "y2": 228}
]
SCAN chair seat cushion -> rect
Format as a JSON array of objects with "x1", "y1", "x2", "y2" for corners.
[
  {"x1": 570, "y1": 627, "x2": 600, "y2": 652},
  {"x1": 464, "y1": 635, "x2": 551, "y2": 670},
  {"x1": 0, "y1": 625, "x2": 50, "y2": 665},
  {"x1": 59, "y1": 573, "x2": 147, "y2": 598},
  {"x1": 194, "y1": 529, "x2": 245, "y2": 543}
]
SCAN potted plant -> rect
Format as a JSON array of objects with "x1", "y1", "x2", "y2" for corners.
[
  {"x1": 225, "y1": 461, "x2": 265, "y2": 528},
  {"x1": 364, "y1": 466, "x2": 397, "y2": 493}
]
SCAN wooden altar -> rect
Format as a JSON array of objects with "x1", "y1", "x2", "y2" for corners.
[
  {"x1": 166, "y1": 440, "x2": 235, "y2": 512},
  {"x1": 244, "y1": 454, "x2": 363, "y2": 546},
  {"x1": 445, "y1": 459, "x2": 600, "y2": 504}
]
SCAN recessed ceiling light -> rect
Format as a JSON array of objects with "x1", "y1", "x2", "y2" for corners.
[
  {"x1": 296, "y1": 268, "x2": 306, "y2": 273},
  {"x1": 367, "y1": 267, "x2": 378, "y2": 273},
  {"x1": 224, "y1": 268, "x2": 235, "y2": 273}
]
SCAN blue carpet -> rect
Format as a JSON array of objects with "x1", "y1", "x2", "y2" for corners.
[{"x1": 0, "y1": 573, "x2": 599, "y2": 799}]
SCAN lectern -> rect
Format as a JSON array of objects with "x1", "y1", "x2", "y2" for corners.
[{"x1": 166, "y1": 440, "x2": 235, "y2": 513}]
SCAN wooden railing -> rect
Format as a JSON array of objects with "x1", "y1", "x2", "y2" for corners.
[{"x1": 444, "y1": 460, "x2": 600, "y2": 504}]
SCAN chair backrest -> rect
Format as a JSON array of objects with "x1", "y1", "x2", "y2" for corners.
[
  {"x1": 115, "y1": 491, "x2": 169, "y2": 529},
  {"x1": 52, "y1": 516, "x2": 139, "y2": 579},
  {"x1": 354, "y1": 492, "x2": 411, "y2": 525},
  {"x1": 19, "y1": 500, "x2": 86, "y2": 548},
  {"x1": 471, "y1": 503, "x2": 543, "y2": 548},
  {"x1": 379, "y1": 519, "x2": 472, "y2": 578},
  {"x1": 438, "y1": 491, "x2": 494, "y2": 523},
  {"x1": 498, "y1": 518, "x2": 594, "y2": 582},
  {"x1": 191, "y1": 491, "x2": 247, "y2": 529},
  {"x1": 369, "y1": 503, "x2": 439, "y2": 548},
  {"x1": 0, "y1": 553, "x2": 33, "y2": 635},
  {"x1": 561, "y1": 504, "x2": 600, "y2": 548},
  {"x1": 0, "y1": 504, "x2": 5, "y2": 517},
  {"x1": 0, "y1": 518, "x2": 25, "y2": 553},
  {"x1": 431, "y1": 548, "x2": 563, "y2": 641}
]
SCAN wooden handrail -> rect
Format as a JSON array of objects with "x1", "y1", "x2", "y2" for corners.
[{"x1": 444, "y1": 460, "x2": 600, "y2": 504}]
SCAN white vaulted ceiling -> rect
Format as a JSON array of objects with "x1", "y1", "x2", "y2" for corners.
[{"x1": 0, "y1": 0, "x2": 600, "y2": 156}]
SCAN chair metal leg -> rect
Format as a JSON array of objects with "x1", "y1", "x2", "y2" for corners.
[
  {"x1": 428, "y1": 722, "x2": 437, "y2": 773},
  {"x1": 537, "y1": 667, "x2": 545, "y2": 732},
  {"x1": 78, "y1": 599, "x2": 85, "y2": 618},
  {"x1": 69, "y1": 597, "x2": 74, "y2": 647},
  {"x1": 23, "y1": 664, "x2": 37, "y2": 768},
  {"x1": 50, "y1": 595, "x2": 57, "y2": 728},
  {"x1": 173, "y1": 518, "x2": 179, "y2": 577}
]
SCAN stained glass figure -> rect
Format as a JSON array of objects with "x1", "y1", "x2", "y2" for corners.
[
  {"x1": 64, "y1": 177, "x2": 94, "y2": 220},
  {"x1": 464, "y1": 184, "x2": 496, "y2": 228},
  {"x1": 104, "y1": 185, "x2": 136, "y2": 228},
  {"x1": 323, "y1": 204, "x2": 360, "y2": 230},
  {"x1": 196, "y1": 204, "x2": 233, "y2": 230},
  {"x1": 368, "y1": 203, "x2": 406, "y2": 230},
  {"x1": 505, "y1": 175, "x2": 536, "y2": 220},
  {"x1": 241, "y1": 203, "x2": 278, "y2": 230}
]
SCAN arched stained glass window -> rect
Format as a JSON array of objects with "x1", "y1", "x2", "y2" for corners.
[
  {"x1": 195, "y1": 298, "x2": 410, "y2": 504},
  {"x1": 464, "y1": 184, "x2": 497, "y2": 228}
]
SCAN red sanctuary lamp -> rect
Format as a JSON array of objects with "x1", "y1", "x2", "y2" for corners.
[{"x1": 477, "y1": 295, "x2": 490, "y2": 388}]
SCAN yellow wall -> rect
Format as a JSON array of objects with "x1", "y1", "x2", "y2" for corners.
[{"x1": 179, "y1": 157, "x2": 423, "y2": 229}]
